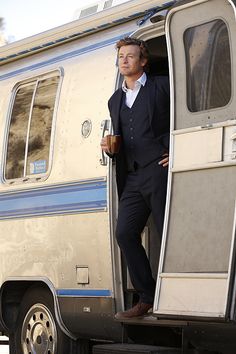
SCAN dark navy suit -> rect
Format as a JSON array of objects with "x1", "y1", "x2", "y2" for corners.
[{"x1": 108, "y1": 76, "x2": 170, "y2": 304}]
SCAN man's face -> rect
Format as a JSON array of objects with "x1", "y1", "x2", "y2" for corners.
[{"x1": 118, "y1": 44, "x2": 147, "y2": 78}]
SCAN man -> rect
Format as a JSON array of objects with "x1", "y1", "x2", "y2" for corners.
[{"x1": 101, "y1": 37, "x2": 170, "y2": 319}]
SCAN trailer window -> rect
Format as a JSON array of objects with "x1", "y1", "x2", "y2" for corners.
[
  {"x1": 184, "y1": 19, "x2": 231, "y2": 112},
  {"x1": 5, "y1": 74, "x2": 60, "y2": 181}
]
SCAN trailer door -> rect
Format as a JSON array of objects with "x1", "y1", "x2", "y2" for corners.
[{"x1": 154, "y1": 0, "x2": 236, "y2": 319}]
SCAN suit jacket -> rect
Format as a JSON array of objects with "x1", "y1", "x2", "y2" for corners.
[{"x1": 108, "y1": 75, "x2": 170, "y2": 198}]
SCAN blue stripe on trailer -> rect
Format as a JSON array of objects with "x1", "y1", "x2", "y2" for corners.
[
  {"x1": 57, "y1": 289, "x2": 112, "y2": 297},
  {"x1": 0, "y1": 178, "x2": 107, "y2": 220},
  {"x1": 0, "y1": 34, "x2": 130, "y2": 81}
]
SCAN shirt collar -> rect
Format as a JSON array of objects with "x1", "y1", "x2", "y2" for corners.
[{"x1": 122, "y1": 72, "x2": 147, "y2": 93}]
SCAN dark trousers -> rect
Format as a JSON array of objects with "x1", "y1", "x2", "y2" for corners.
[{"x1": 116, "y1": 160, "x2": 168, "y2": 304}]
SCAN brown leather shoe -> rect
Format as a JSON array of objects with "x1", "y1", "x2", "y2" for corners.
[{"x1": 115, "y1": 302, "x2": 152, "y2": 319}]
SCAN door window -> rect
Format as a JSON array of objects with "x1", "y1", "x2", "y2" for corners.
[{"x1": 184, "y1": 19, "x2": 231, "y2": 112}]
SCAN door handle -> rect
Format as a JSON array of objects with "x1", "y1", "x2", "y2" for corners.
[{"x1": 100, "y1": 119, "x2": 110, "y2": 166}]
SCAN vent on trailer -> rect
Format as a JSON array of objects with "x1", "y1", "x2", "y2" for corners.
[{"x1": 74, "y1": 0, "x2": 129, "y2": 19}]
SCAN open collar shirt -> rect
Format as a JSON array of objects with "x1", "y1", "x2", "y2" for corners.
[{"x1": 122, "y1": 72, "x2": 147, "y2": 108}]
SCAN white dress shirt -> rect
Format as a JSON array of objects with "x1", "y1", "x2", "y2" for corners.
[{"x1": 122, "y1": 72, "x2": 147, "y2": 108}]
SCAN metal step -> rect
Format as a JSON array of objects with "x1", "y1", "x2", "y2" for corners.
[{"x1": 93, "y1": 343, "x2": 181, "y2": 354}]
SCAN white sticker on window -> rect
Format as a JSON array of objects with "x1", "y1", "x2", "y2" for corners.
[{"x1": 30, "y1": 160, "x2": 47, "y2": 174}]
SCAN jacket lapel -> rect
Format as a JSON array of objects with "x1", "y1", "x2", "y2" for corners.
[
  {"x1": 111, "y1": 77, "x2": 156, "y2": 131},
  {"x1": 112, "y1": 88, "x2": 123, "y2": 134},
  {"x1": 146, "y1": 76, "x2": 156, "y2": 125}
]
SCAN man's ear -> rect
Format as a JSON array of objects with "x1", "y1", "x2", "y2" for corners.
[{"x1": 141, "y1": 58, "x2": 148, "y2": 68}]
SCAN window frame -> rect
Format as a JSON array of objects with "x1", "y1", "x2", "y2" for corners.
[
  {"x1": 3, "y1": 68, "x2": 63, "y2": 184},
  {"x1": 184, "y1": 19, "x2": 232, "y2": 114},
  {"x1": 167, "y1": 13, "x2": 235, "y2": 131}
]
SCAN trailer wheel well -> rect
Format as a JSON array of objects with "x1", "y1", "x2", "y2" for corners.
[{"x1": 0, "y1": 280, "x2": 54, "y2": 332}]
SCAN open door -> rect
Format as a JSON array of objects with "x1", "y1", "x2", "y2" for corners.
[{"x1": 154, "y1": 0, "x2": 236, "y2": 319}]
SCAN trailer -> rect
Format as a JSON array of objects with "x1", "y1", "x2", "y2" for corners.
[{"x1": 0, "y1": 0, "x2": 236, "y2": 353}]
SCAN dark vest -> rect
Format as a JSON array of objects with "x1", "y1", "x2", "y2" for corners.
[{"x1": 120, "y1": 85, "x2": 162, "y2": 171}]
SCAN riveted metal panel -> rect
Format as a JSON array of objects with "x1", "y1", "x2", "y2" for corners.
[{"x1": 164, "y1": 166, "x2": 236, "y2": 273}]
